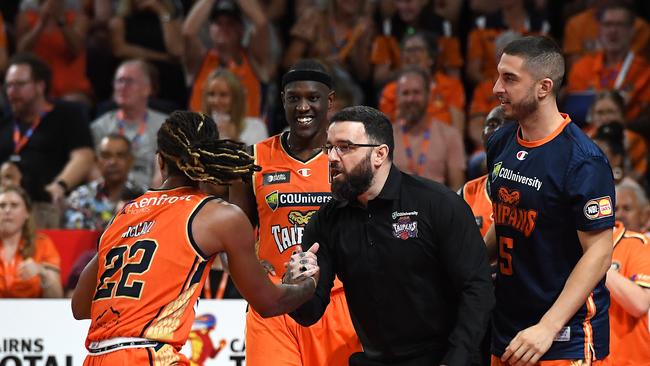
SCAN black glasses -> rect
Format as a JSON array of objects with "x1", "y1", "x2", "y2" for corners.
[{"x1": 321, "y1": 143, "x2": 380, "y2": 155}]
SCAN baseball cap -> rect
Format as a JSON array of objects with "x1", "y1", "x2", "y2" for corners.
[{"x1": 209, "y1": 0, "x2": 242, "y2": 23}]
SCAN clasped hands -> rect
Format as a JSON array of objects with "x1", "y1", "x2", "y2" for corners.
[{"x1": 281, "y1": 243, "x2": 320, "y2": 288}]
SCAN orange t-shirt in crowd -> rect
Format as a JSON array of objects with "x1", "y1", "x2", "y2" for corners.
[
  {"x1": 609, "y1": 221, "x2": 650, "y2": 366},
  {"x1": 459, "y1": 175, "x2": 492, "y2": 237},
  {"x1": 189, "y1": 50, "x2": 261, "y2": 118},
  {"x1": 0, "y1": 13, "x2": 6, "y2": 49},
  {"x1": 467, "y1": 13, "x2": 550, "y2": 81},
  {"x1": 379, "y1": 72, "x2": 465, "y2": 124},
  {"x1": 86, "y1": 187, "x2": 216, "y2": 355},
  {"x1": 567, "y1": 51, "x2": 650, "y2": 120},
  {"x1": 563, "y1": 8, "x2": 650, "y2": 61},
  {"x1": 0, "y1": 233, "x2": 61, "y2": 298},
  {"x1": 252, "y1": 133, "x2": 343, "y2": 290},
  {"x1": 470, "y1": 78, "x2": 500, "y2": 118},
  {"x1": 370, "y1": 34, "x2": 464, "y2": 73},
  {"x1": 25, "y1": 11, "x2": 92, "y2": 97}
]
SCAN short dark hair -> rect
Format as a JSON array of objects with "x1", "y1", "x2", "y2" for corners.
[
  {"x1": 8, "y1": 53, "x2": 52, "y2": 94},
  {"x1": 102, "y1": 133, "x2": 133, "y2": 153},
  {"x1": 330, "y1": 106, "x2": 394, "y2": 160},
  {"x1": 397, "y1": 66, "x2": 431, "y2": 95},
  {"x1": 401, "y1": 31, "x2": 438, "y2": 62},
  {"x1": 597, "y1": 0, "x2": 635, "y2": 25},
  {"x1": 592, "y1": 89, "x2": 626, "y2": 118},
  {"x1": 502, "y1": 36, "x2": 565, "y2": 96}
]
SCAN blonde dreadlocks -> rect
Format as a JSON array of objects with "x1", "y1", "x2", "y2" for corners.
[{"x1": 157, "y1": 111, "x2": 260, "y2": 184}]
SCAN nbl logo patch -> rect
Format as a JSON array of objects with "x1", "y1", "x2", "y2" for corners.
[{"x1": 583, "y1": 196, "x2": 613, "y2": 220}]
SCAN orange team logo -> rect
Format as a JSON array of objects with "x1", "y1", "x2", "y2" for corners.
[
  {"x1": 493, "y1": 187, "x2": 538, "y2": 237},
  {"x1": 188, "y1": 314, "x2": 226, "y2": 366},
  {"x1": 498, "y1": 187, "x2": 520, "y2": 205}
]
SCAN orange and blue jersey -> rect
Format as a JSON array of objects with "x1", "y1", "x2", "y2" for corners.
[
  {"x1": 486, "y1": 114, "x2": 615, "y2": 360},
  {"x1": 86, "y1": 187, "x2": 216, "y2": 352}
]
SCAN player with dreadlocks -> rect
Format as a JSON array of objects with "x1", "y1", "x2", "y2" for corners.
[{"x1": 72, "y1": 111, "x2": 320, "y2": 365}]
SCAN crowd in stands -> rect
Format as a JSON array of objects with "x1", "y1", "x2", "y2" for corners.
[{"x1": 0, "y1": 0, "x2": 648, "y2": 313}]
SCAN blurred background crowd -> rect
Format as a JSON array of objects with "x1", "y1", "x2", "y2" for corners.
[{"x1": 0, "y1": 0, "x2": 649, "y2": 300}]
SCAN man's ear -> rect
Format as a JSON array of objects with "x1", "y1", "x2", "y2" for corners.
[
  {"x1": 538, "y1": 78, "x2": 554, "y2": 99},
  {"x1": 373, "y1": 144, "x2": 390, "y2": 167}
]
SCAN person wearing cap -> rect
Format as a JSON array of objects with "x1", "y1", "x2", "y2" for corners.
[
  {"x1": 230, "y1": 59, "x2": 362, "y2": 366},
  {"x1": 183, "y1": 0, "x2": 272, "y2": 118}
]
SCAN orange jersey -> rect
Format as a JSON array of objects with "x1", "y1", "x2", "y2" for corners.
[
  {"x1": 253, "y1": 133, "x2": 333, "y2": 277},
  {"x1": 370, "y1": 34, "x2": 463, "y2": 71},
  {"x1": 25, "y1": 11, "x2": 92, "y2": 97},
  {"x1": 563, "y1": 9, "x2": 650, "y2": 60},
  {"x1": 467, "y1": 14, "x2": 549, "y2": 81},
  {"x1": 379, "y1": 72, "x2": 465, "y2": 124},
  {"x1": 567, "y1": 51, "x2": 650, "y2": 119},
  {"x1": 189, "y1": 50, "x2": 261, "y2": 117},
  {"x1": 0, "y1": 234, "x2": 61, "y2": 298},
  {"x1": 86, "y1": 187, "x2": 216, "y2": 351},
  {"x1": 470, "y1": 78, "x2": 500, "y2": 117},
  {"x1": 460, "y1": 175, "x2": 492, "y2": 237},
  {"x1": 609, "y1": 222, "x2": 650, "y2": 366}
]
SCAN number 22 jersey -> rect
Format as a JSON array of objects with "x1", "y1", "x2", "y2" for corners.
[{"x1": 486, "y1": 114, "x2": 615, "y2": 360}]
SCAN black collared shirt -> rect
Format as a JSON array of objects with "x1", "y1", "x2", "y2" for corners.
[{"x1": 290, "y1": 165, "x2": 494, "y2": 365}]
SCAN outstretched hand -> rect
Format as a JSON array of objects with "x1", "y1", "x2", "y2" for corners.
[{"x1": 282, "y1": 243, "x2": 319, "y2": 285}]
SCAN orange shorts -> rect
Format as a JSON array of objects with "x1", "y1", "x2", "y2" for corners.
[
  {"x1": 491, "y1": 355, "x2": 611, "y2": 366},
  {"x1": 245, "y1": 288, "x2": 361, "y2": 366},
  {"x1": 83, "y1": 344, "x2": 187, "y2": 366}
]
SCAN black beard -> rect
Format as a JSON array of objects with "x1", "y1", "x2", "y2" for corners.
[
  {"x1": 331, "y1": 153, "x2": 374, "y2": 202},
  {"x1": 508, "y1": 88, "x2": 538, "y2": 121}
]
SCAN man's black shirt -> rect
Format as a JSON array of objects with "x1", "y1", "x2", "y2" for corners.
[{"x1": 290, "y1": 165, "x2": 494, "y2": 365}]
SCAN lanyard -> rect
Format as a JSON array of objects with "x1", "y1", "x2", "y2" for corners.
[
  {"x1": 12, "y1": 110, "x2": 49, "y2": 154},
  {"x1": 116, "y1": 111, "x2": 147, "y2": 144},
  {"x1": 400, "y1": 119, "x2": 432, "y2": 176},
  {"x1": 600, "y1": 51, "x2": 634, "y2": 90}
]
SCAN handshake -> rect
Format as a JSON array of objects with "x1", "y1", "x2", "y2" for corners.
[{"x1": 281, "y1": 243, "x2": 320, "y2": 289}]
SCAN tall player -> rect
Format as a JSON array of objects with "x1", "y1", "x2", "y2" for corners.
[
  {"x1": 71, "y1": 111, "x2": 319, "y2": 365},
  {"x1": 229, "y1": 60, "x2": 361, "y2": 365},
  {"x1": 486, "y1": 36, "x2": 614, "y2": 365}
]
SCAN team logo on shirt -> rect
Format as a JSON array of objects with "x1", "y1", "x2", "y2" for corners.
[
  {"x1": 263, "y1": 171, "x2": 290, "y2": 185},
  {"x1": 493, "y1": 187, "x2": 538, "y2": 237},
  {"x1": 583, "y1": 196, "x2": 613, "y2": 220},
  {"x1": 270, "y1": 210, "x2": 317, "y2": 253},
  {"x1": 265, "y1": 191, "x2": 332, "y2": 211},
  {"x1": 516, "y1": 151, "x2": 528, "y2": 160},
  {"x1": 297, "y1": 168, "x2": 312, "y2": 177},
  {"x1": 491, "y1": 162, "x2": 503, "y2": 183},
  {"x1": 392, "y1": 216, "x2": 418, "y2": 240}
]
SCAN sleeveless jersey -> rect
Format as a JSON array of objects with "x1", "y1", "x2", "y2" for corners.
[
  {"x1": 189, "y1": 50, "x2": 261, "y2": 117},
  {"x1": 86, "y1": 187, "x2": 216, "y2": 350},
  {"x1": 253, "y1": 133, "x2": 340, "y2": 289},
  {"x1": 460, "y1": 174, "x2": 493, "y2": 237},
  {"x1": 486, "y1": 115, "x2": 615, "y2": 360}
]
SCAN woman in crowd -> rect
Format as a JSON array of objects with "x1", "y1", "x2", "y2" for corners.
[
  {"x1": 587, "y1": 90, "x2": 647, "y2": 181},
  {"x1": 0, "y1": 185, "x2": 62, "y2": 298},
  {"x1": 201, "y1": 69, "x2": 268, "y2": 145}
]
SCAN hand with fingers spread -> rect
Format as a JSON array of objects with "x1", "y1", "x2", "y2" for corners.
[
  {"x1": 283, "y1": 243, "x2": 320, "y2": 286},
  {"x1": 501, "y1": 322, "x2": 556, "y2": 366}
]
